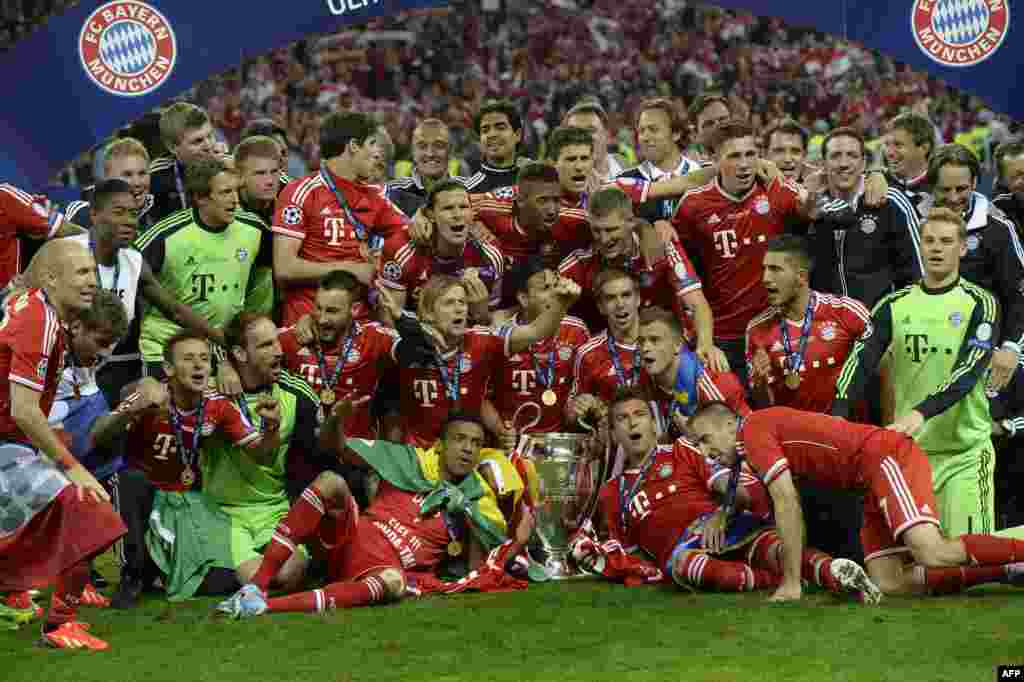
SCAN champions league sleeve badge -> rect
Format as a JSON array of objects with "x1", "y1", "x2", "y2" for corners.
[{"x1": 79, "y1": 2, "x2": 177, "y2": 97}]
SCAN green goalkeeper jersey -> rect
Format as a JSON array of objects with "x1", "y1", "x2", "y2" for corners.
[
  {"x1": 834, "y1": 277, "x2": 999, "y2": 456},
  {"x1": 134, "y1": 208, "x2": 265, "y2": 363},
  {"x1": 200, "y1": 372, "x2": 322, "y2": 509}
]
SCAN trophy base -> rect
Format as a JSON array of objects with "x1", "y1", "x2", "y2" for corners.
[{"x1": 538, "y1": 553, "x2": 588, "y2": 580}]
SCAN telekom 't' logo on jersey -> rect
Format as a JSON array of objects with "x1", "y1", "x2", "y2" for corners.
[
  {"x1": 413, "y1": 379, "x2": 439, "y2": 406},
  {"x1": 79, "y1": 1, "x2": 177, "y2": 97},
  {"x1": 511, "y1": 369, "x2": 536, "y2": 395},
  {"x1": 713, "y1": 229, "x2": 739, "y2": 259}
]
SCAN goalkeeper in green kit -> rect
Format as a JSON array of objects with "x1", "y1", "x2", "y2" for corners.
[{"x1": 833, "y1": 207, "x2": 999, "y2": 536}]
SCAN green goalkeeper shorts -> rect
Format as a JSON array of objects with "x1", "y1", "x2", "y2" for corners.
[{"x1": 929, "y1": 441, "x2": 995, "y2": 537}]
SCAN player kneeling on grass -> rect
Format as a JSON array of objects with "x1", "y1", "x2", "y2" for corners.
[
  {"x1": 217, "y1": 408, "x2": 530, "y2": 617},
  {"x1": 581, "y1": 387, "x2": 878, "y2": 601},
  {"x1": 688, "y1": 404, "x2": 1024, "y2": 599}
]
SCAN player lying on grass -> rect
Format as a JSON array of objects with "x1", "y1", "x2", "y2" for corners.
[
  {"x1": 217, "y1": 408, "x2": 533, "y2": 617},
  {"x1": 688, "y1": 404, "x2": 1024, "y2": 600},
  {"x1": 576, "y1": 386, "x2": 879, "y2": 601}
]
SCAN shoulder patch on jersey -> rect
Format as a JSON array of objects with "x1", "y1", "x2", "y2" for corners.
[
  {"x1": 236, "y1": 248, "x2": 249, "y2": 262},
  {"x1": 382, "y1": 261, "x2": 402, "y2": 281},
  {"x1": 36, "y1": 357, "x2": 48, "y2": 378},
  {"x1": 493, "y1": 186, "x2": 515, "y2": 200},
  {"x1": 282, "y1": 205, "x2": 303, "y2": 226},
  {"x1": 657, "y1": 463, "x2": 673, "y2": 479},
  {"x1": 977, "y1": 322, "x2": 993, "y2": 342}
]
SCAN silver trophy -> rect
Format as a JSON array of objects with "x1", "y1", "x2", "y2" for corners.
[{"x1": 521, "y1": 431, "x2": 607, "y2": 579}]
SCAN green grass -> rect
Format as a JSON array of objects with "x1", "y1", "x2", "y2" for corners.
[{"x1": 2, "y1": 561, "x2": 1022, "y2": 682}]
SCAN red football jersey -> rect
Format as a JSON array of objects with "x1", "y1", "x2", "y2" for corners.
[
  {"x1": 571, "y1": 331, "x2": 641, "y2": 404},
  {"x1": 638, "y1": 365, "x2": 750, "y2": 437},
  {"x1": 377, "y1": 232, "x2": 505, "y2": 310},
  {"x1": 492, "y1": 314, "x2": 590, "y2": 433},
  {"x1": 0, "y1": 290, "x2": 65, "y2": 445},
  {"x1": 115, "y1": 390, "x2": 261, "y2": 491},
  {"x1": 398, "y1": 326, "x2": 504, "y2": 447},
  {"x1": 272, "y1": 170, "x2": 409, "y2": 325},
  {"x1": 597, "y1": 439, "x2": 767, "y2": 567},
  {"x1": 0, "y1": 185, "x2": 63, "y2": 288},
  {"x1": 745, "y1": 293, "x2": 870, "y2": 414},
  {"x1": 364, "y1": 480, "x2": 450, "y2": 571},
  {"x1": 738, "y1": 407, "x2": 887, "y2": 489},
  {"x1": 278, "y1": 322, "x2": 399, "y2": 438},
  {"x1": 472, "y1": 186, "x2": 590, "y2": 267},
  {"x1": 558, "y1": 232, "x2": 701, "y2": 333},
  {"x1": 672, "y1": 177, "x2": 803, "y2": 340}
]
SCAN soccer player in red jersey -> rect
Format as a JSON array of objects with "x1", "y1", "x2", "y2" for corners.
[
  {"x1": 671, "y1": 120, "x2": 815, "y2": 382},
  {"x1": 0, "y1": 240, "x2": 126, "y2": 650},
  {"x1": 0, "y1": 183, "x2": 83, "y2": 289},
  {"x1": 636, "y1": 307, "x2": 749, "y2": 441},
  {"x1": 689, "y1": 404, "x2": 1024, "y2": 600},
  {"x1": 217, "y1": 411, "x2": 529, "y2": 618},
  {"x1": 558, "y1": 186, "x2": 725, "y2": 367},
  {"x1": 568, "y1": 269, "x2": 645, "y2": 424},
  {"x1": 485, "y1": 259, "x2": 590, "y2": 442},
  {"x1": 399, "y1": 273, "x2": 580, "y2": 447},
  {"x1": 378, "y1": 180, "x2": 504, "y2": 324},
  {"x1": 273, "y1": 111, "x2": 410, "y2": 326},
  {"x1": 745, "y1": 236, "x2": 870, "y2": 413},
  {"x1": 471, "y1": 163, "x2": 590, "y2": 271},
  {"x1": 593, "y1": 388, "x2": 878, "y2": 599}
]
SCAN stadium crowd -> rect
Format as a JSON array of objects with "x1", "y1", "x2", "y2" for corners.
[{"x1": 3, "y1": 0, "x2": 1024, "y2": 654}]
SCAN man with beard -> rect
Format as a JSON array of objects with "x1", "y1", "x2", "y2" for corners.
[
  {"x1": 386, "y1": 119, "x2": 468, "y2": 217},
  {"x1": 762, "y1": 119, "x2": 809, "y2": 183},
  {"x1": 90, "y1": 331, "x2": 280, "y2": 606},
  {"x1": 808, "y1": 127, "x2": 923, "y2": 311},
  {"x1": 926, "y1": 143, "x2": 1024, "y2": 394},
  {"x1": 378, "y1": 180, "x2": 504, "y2": 325},
  {"x1": 0, "y1": 240, "x2": 126, "y2": 649},
  {"x1": 593, "y1": 388, "x2": 878, "y2": 600},
  {"x1": 66, "y1": 138, "x2": 158, "y2": 232},
  {"x1": 399, "y1": 273, "x2": 580, "y2": 448},
  {"x1": 236, "y1": 136, "x2": 288, "y2": 316},
  {"x1": 993, "y1": 142, "x2": 1024, "y2": 231},
  {"x1": 465, "y1": 99, "x2": 531, "y2": 196}
]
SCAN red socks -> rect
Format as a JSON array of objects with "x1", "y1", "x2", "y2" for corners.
[
  {"x1": 252, "y1": 486, "x2": 328, "y2": 591},
  {"x1": 267, "y1": 575, "x2": 388, "y2": 613},
  {"x1": 675, "y1": 552, "x2": 780, "y2": 592},
  {"x1": 959, "y1": 534, "x2": 1024, "y2": 565},
  {"x1": 913, "y1": 565, "x2": 1010, "y2": 594},
  {"x1": 46, "y1": 561, "x2": 90, "y2": 629},
  {"x1": 746, "y1": 531, "x2": 842, "y2": 592}
]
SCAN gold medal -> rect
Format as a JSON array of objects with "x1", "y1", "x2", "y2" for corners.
[
  {"x1": 320, "y1": 388, "x2": 336, "y2": 406},
  {"x1": 447, "y1": 540, "x2": 463, "y2": 557},
  {"x1": 784, "y1": 372, "x2": 801, "y2": 390},
  {"x1": 541, "y1": 389, "x2": 557, "y2": 407},
  {"x1": 180, "y1": 466, "x2": 195, "y2": 487}
]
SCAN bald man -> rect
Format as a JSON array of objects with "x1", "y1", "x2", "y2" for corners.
[{"x1": 0, "y1": 240, "x2": 127, "y2": 650}]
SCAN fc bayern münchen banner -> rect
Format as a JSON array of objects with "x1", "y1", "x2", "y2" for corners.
[{"x1": 0, "y1": 0, "x2": 1017, "y2": 190}]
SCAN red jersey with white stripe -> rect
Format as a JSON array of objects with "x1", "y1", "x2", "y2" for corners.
[
  {"x1": 597, "y1": 439, "x2": 768, "y2": 567},
  {"x1": 745, "y1": 293, "x2": 870, "y2": 414},
  {"x1": 0, "y1": 290, "x2": 65, "y2": 445},
  {"x1": 115, "y1": 390, "x2": 261, "y2": 491},
  {"x1": 278, "y1": 322, "x2": 399, "y2": 438},
  {"x1": 638, "y1": 365, "x2": 751, "y2": 434},
  {"x1": 377, "y1": 233, "x2": 505, "y2": 310},
  {"x1": 0, "y1": 185, "x2": 63, "y2": 288},
  {"x1": 672, "y1": 178, "x2": 803, "y2": 340},
  {"x1": 571, "y1": 331, "x2": 641, "y2": 404},
  {"x1": 738, "y1": 407, "x2": 888, "y2": 489},
  {"x1": 472, "y1": 186, "x2": 590, "y2": 267},
  {"x1": 493, "y1": 314, "x2": 590, "y2": 433},
  {"x1": 558, "y1": 233, "x2": 701, "y2": 333},
  {"x1": 272, "y1": 170, "x2": 409, "y2": 325},
  {"x1": 398, "y1": 327, "x2": 505, "y2": 447}
]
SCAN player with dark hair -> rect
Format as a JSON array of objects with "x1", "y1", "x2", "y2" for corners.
[
  {"x1": 386, "y1": 118, "x2": 468, "y2": 217},
  {"x1": 589, "y1": 388, "x2": 879, "y2": 600},
  {"x1": 465, "y1": 99, "x2": 529, "y2": 195},
  {"x1": 993, "y1": 141, "x2": 1024, "y2": 231},
  {"x1": 762, "y1": 118, "x2": 808, "y2": 182},
  {"x1": 66, "y1": 137, "x2": 157, "y2": 232},
  {"x1": 273, "y1": 111, "x2": 409, "y2": 326},
  {"x1": 689, "y1": 402, "x2": 1024, "y2": 599},
  {"x1": 564, "y1": 99, "x2": 625, "y2": 182},
  {"x1": 884, "y1": 112, "x2": 936, "y2": 210},
  {"x1": 689, "y1": 94, "x2": 732, "y2": 159},
  {"x1": 217, "y1": 410, "x2": 527, "y2": 618},
  {"x1": 927, "y1": 143, "x2": 1024, "y2": 393}
]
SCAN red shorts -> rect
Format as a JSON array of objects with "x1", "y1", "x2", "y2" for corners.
[
  {"x1": 0, "y1": 486, "x2": 126, "y2": 591},
  {"x1": 316, "y1": 494, "x2": 401, "y2": 582},
  {"x1": 858, "y1": 431, "x2": 940, "y2": 562}
]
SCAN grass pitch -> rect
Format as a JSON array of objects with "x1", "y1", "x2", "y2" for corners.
[{"x1": 2, "y1": 566, "x2": 1021, "y2": 682}]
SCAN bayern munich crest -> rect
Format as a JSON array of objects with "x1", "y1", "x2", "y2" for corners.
[
  {"x1": 79, "y1": 1, "x2": 177, "y2": 97},
  {"x1": 912, "y1": 0, "x2": 1009, "y2": 68}
]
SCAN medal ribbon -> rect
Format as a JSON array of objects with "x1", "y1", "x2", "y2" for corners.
[
  {"x1": 529, "y1": 341, "x2": 557, "y2": 394},
  {"x1": 320, "y1": 169, "x2": 382, "y2": 251},
  {"x1": 435, "y1": 349, "x2": 463, "y2": 404},
  {"x1": 778, "y1": 292, "x2": 816, "y2": 379},
  {"x1": 316, "y1": 322, "x2": 358, "y2": 392},
  {"x1": 237, "y1": 392, "x2": 266, "y2": 433},
  {"x1": 618, "y1": 448, "x2": 658, "y2": 532},
  {"x1": 607, "y1": 334, "x2": 640, "y2": 387},
  {"x1": 89, "y1": 238, "x2": 120, "y2": 294},
  {"x1": 169, "y1": 394, "x2": 205, "y2": 476},
  {"x1": 173, "y1": 161, "x2": 189, "y2": 210},
  {"x1": 655, "y1": 345, "x2": 703, "y2": 435}
]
